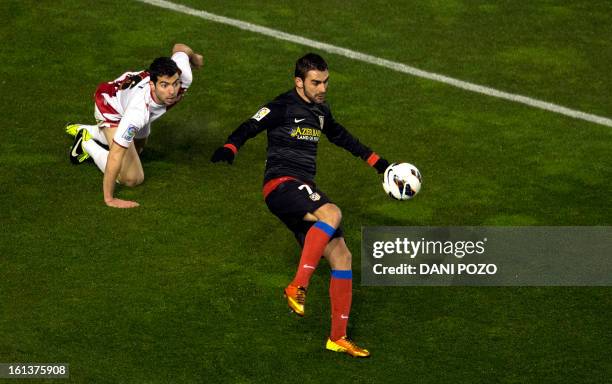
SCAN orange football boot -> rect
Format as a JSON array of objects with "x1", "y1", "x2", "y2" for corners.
[
  {"x1": 284, "y1": 284, "x2": 306, "y2": 316},
  {"x1": 326, "y1": 336, "x2": 371, "y2": 358}
]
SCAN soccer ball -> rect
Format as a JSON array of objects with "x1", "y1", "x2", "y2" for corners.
[{"x1": 383, "y1": 163, "x2": 422, "y2": 200}]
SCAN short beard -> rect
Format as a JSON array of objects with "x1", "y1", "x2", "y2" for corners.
[{"x1": 305, "y1": 90, "x2": 324, "y2": 104}]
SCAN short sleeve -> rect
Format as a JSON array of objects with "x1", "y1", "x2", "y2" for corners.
[{"x1": 114, "y1": 101, "x2": 147, "y2": 148}]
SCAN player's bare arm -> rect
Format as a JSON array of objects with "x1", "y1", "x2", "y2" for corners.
[{"x1": 103, "y1": 144, "x2": 139, "y2": 209}]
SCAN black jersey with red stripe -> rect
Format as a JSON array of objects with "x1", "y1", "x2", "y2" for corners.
[{"x1": 225, "y1": 89, "x2": 375, "y2": 183}]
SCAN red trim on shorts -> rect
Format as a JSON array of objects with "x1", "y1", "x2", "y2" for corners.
[
  {"x1": 366, "y1": 152, "x2": 380, "y2": 167},
  {"x1": 224, "y1": 143, "x2": 238, "y2": 154},
  {"x1": 112, "y1": 139, "x2": 129, "y2": 149},
  {"x1": 263, "y1": 176, "x2": 297, "y2": 199}
]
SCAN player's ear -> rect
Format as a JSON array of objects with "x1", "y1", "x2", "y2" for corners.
[{"x1": 294, "y1": 76, "x2": 304, "y2": 89}]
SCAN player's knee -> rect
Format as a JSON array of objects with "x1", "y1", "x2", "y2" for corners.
[
  {"x1": 342, "y1": 249, "x2": 352, "y2": 266},
  {"x1": 121, "y1": 174, "x2": 144, "y2": 187},
  {"x1": 332, "y1": 248, "x2": 352, "y2": 270},
  {"x1": 320, "y1": 203, "x2": 342, "y2": 227},
  {"x1": 331, "y1": 205, "x2": 342, "y2": 227},
  {"x1": 332, "y1": 205, "x2": 342, "y2": 222}
]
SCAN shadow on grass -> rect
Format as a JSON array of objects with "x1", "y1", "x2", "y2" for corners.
[{"x1": 140, "y1": 119, "x2": 216, "y2": 164}]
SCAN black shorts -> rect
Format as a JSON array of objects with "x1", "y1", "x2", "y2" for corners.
[{"x1": 265, "y1": 179, "x2": 344, "y2": 247}]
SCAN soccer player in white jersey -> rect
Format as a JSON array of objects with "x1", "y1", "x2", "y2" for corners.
[{"x1": 66, "y1": 43, "x2": 203, "y2": 208}]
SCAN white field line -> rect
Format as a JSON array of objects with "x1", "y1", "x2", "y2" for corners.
[{"x1": 137, "y1": 0, "x2": 612, "y2": 128}]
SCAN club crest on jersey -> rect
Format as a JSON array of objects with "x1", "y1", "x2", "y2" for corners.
[
  {"x1": 289, "y1": 126, "x2": 321, "y2": 142},
  {"x1": 252, "y1": 107, "x2": 271, "y2": 121},
  {"x1": 318, "y1": 115, "x2": 324, "y2": 128},
  {"x1": 309, "y1": 192, "x2": 321, "y2": 201},
  {"x1": 122, "y1": 125, "x2": 138, "y2": 141}
]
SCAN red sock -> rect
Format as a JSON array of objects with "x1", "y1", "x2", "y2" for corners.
[
  {"x1": 330, "y1": 270, "x2": 352, "y2": 341},
  {"x1": 291, "y1": 221, "x2": 336, "y2": 288}
]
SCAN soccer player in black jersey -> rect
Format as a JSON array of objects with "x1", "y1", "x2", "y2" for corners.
[{"x1": 211, "y1": 53, "x2": 390, "y2": 357}]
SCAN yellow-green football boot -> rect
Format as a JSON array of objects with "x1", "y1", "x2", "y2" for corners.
[
  {"x1": 65, "y1": 123, "x2": 81, "y2": 137},
  {"x1": 69, "y1": 128, "x2": 91, "y2": 164}
]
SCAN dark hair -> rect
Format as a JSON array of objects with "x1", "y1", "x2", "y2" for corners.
[
  {"x1": 294, "y1": 53, "x2": 328, "y2": 80},
  {"x1": 148, "y1": 57, "x2": 180, "y2": 84}
]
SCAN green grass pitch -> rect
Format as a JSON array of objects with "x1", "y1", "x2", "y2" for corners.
[{"x1": 1, "y1": 0, "x2": 610, "y2": 382}]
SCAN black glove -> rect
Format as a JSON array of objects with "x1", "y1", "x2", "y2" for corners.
[
  {"x1": 211, "y1": 146, "x2": 235, "y2": 164},
  {"x1": 373, "y1": 158, "x2": 390, "y2": 174}
]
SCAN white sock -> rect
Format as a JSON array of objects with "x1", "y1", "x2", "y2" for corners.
[
  {"x1": 81, "y1": 124, "x2": 108, "y2": 145},
  {"x1": 82, "y1": 139, "x2": 108, "y2": 173}
]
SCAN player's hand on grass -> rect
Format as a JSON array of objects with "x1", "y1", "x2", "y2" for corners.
[
  {"x1": 190, "y1": 53, "x2": 204, "y2": 69},
  {"x1": 211, "y1": 146, "x2": 235, "y2": 164},
  {"x1": 105, "y1": 198, "x2": 140, "y2": 209},
  {"x1": 374, "y1": 158, "x2": 390, "y2": 174}
]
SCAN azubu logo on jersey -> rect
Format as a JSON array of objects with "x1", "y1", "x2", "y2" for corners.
[{"x1": 290, "y1": 126, "x2": 321, "y2": 142}]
